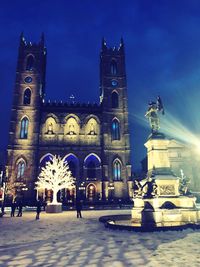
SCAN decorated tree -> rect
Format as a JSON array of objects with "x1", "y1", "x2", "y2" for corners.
[{"x1": 35, "y1": 155, "x2": 75, "y2": 204}]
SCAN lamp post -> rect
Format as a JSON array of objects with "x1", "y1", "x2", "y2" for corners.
[
  {"x1": 78, "y1": 182, "x2": 86, "y2": 201},
  {"x1": 108, "y1": 182, "x2": 115, "y2": 202},
  {"x1": 0, "y1": 169, "x2": 8, "y2": 215}
]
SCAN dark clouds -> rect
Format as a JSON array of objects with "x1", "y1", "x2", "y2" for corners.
[{"x1": 1, "y1": 0, "x2": 200, "y2": 169}]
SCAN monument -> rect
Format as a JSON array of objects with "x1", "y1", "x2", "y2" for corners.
[
  {"x1": 131, "y1": 96, "x2": 200, "y2": 228},
  {"x1": 100, "y1": 97, "x2": 200, "y2": 231}
]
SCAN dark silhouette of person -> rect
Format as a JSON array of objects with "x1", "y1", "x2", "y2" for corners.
[
  {"x1": 76, "y1": 199, "x2": 82, "y2": 218},
  {"x1": 17, "y1": 201, "x2": 23, "y2": 217},
  {"x1": 1, "y1": 204, "x2": 5, "y2": 217},
  {"x1": 36, "y1": 200, "x2": 42, "y2": 220},
  {"x1": 11, "y1": 201, "x2": 16, "y2": 217}
]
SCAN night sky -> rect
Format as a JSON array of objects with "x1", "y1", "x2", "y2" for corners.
[{"x1": 1, "y1": 0, "x2": 200, "y2": 170}]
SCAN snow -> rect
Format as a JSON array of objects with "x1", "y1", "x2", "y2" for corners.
[{"x1": 0, "y1": 209, "x2": 200, "y2": 266}]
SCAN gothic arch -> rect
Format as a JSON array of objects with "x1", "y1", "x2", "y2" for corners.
[
  {"x1": 23, "y1": 88, "x2": 32, "y2": 105},
  {"x1": 111, "y1": 117, "x2": 120, "y2": 140},
  {"x1": 15, "y1": 157, "x2": 27, "y2": 180},
  {"x1": 44, "y1": 113, "x2": 59, "y2": 123},
  {"x1": 20, "y1": 116, "x2": 29, "y2": 139},
  {"x1": 44, "y1": 116, "x2": 58, "y2": 134},
  {"x1": 86, "y1": 183, "x2": 97, "y2": 200},
  {"x1": 64, "y1": 115, "x2": 80, "y2": 135},
  {"x1": 40, "y1": 153, "x2": 54, "y2": 163},
  {"x1": 112, "y1": 158, "x2": 122, "y2": 181},
  {"x1": 64, "y1": 114, "x2": 80, "y2": 124},
  {"x1": 15, "y1": 156, "x2": 27, "y2": 167},
  {"x1": 85, "y1": 117, "x2": 99, "y2": 136},
  {"x1": 63, "y1": 153, "x2": 79, "y2": 178},
  {"x1": 110, "y1": 60, "x2": 117, "y2": 75},
  {"x1": 111, "y1": 90, "x2": 119, "y2": 108},
  {"x1": 84, "y1": 115, "x2": 100, "y2": 125},
  {"x1": 25, "y1": 54, "x2": 35, "y2": 71},
  {"x1": 84, "y1": 153, "x2": 101, "y2": 164},
  {"x1": 84, "y1": 153, "x2": 101, "y2": 179}
]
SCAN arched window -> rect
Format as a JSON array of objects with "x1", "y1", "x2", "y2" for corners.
[
  {"x1": 113, "y1": 160, "x2": 121, "y2": 181},
  {"x1": 84, "y1": 154, "x2": 101, "y2": 179},
  {"x1": 23, "y1": 88, "x2": 31, "y2": 105},
  {"x1": 64, "y1": 154, "x2": 79, "y2": 178},
  {"x1": 110, "y1": 60, "x2": 117, "y2": 75},
  {"x1": 87, "y1": 161, "x2": 96, "y2": 178},
  {"x1": 26, "y1": 55, "x2": 34, "y2": 71},
  {"x1": 68, "y1": 161, "x2": 76, "y2": 178},
  {"x1": 65, "y1": 117, "x2": 79, "y2": 135},
  {"x1": 40, "y1": 154, "x2": 53, "y2": 168},
  {"x1": 111, "y1": 91, "x2": 119, "y2": 108},
  {"x1": 20, "y1": 117, "x2": 29, "y2": 139},
  {"x1": 111, "y1": 119, "x2": 120, "y2": 140},
  {"x1": 85, "y1": 117, "x2": 99, "y2": 135},
  {"x1": 17, "y1": 160, "x2": 25, "y2": 179},
  {"x1": 44, "y1": 116, "x2": 57, "y2": 135}
]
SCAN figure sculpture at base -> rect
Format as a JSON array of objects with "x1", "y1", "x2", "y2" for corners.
[
  {"x1": 142, "y1": 177, "x2": 158, "y2": 198},
  {"x1": 133, "y1": 180, "x2": 143, "y2": 197},
  {"x1": 179, "y1": 169, "x2": 191, "y2": 195}
]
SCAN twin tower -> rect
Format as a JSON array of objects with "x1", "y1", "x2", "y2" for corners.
[{"x1": 7, "y1": 34, "x2": 132, "y2": 203}]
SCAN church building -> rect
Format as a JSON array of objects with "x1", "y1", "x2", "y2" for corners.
[{"x1": 6, "y1": 34, "x2": 132, "y2": 203}]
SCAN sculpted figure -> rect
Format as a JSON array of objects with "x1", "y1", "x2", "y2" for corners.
[
  {"x1": 133, "y1": 180, "x2": 143, "y2": 197},
  {"x1": 142, "y1": 177, "x2": 158, "y2": 198},
  {"x1": 145, "y1": 96, "x2": 164, "y2": 134}
]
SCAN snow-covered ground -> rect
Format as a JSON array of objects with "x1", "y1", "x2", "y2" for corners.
[{"x1": 0, "y1": 209, "x2": 200, "y2": 267}]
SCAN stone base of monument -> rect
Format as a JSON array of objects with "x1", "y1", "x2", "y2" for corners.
[
  {"x1": 46, "y1": 203, "x2": 62, "y2": 213},
  {"x1": 131, "y1": 196, "x2": 199, "y2": 227}
]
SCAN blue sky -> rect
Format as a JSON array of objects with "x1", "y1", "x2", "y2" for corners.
[{"x1": 1, "y1": 0, "x2": 200, "y2": 169}]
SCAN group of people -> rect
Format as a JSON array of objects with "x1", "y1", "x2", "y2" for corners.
[
  {"x1": 10, "y1": 200, "x2": 23, "y2": 217},
  {"x1": 0, "y1": 198, "x2": 83, "y2": 219},
  {"x1": 9, "y1": 199, "x2": 43, "y2": 220}
]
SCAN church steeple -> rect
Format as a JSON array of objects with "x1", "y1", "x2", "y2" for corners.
[{"x1": 100, "y1": 38, "x2": 131, "y2": 198}]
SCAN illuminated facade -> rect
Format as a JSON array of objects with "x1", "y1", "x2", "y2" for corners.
[{"x1": 7, "y1": 35, "x2": 132, "y2": 203}]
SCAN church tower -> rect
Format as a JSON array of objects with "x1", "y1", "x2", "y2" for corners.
[
  {"x1": 7, "y1": 33, "x2": 46, "y2": 201},
  {"x1": 100, "y1": 38, "x2": 132, "y2": 199}
]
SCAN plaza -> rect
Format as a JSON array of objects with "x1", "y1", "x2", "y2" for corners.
[{"x1": 0, "y1": 209, "x2": 200, "y2": 267}]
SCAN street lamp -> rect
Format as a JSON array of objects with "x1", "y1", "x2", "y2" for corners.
[{"x1": 108, "y1": 182, "x2": 115, "y2": 201}]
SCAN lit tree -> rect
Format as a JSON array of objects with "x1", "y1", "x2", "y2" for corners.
[{"x1": 35, "y1": 155, "x2": 75, "y2": 204}]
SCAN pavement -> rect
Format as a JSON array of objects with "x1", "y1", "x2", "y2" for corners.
[{"x1": 0, "y1": 209, "x2": 200, "y2": 267}]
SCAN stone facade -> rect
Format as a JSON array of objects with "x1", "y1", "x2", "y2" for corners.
[{"x1": 6, "y1": 35, "x2": 132, "y2": 203}]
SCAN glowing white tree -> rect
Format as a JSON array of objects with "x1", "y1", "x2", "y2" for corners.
[{"x1": 35, "y1": 155, "x2": 75, "y2": 204}]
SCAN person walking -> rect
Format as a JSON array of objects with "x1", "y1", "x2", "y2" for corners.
[
  {"x1": 36, "y1": 200, "x2": 41, "y2": 220},
  {"x1": 17, "y1": 200, "x2": 23, "y2": 217},
  {"x1": 76, "y1": 198, "x2": 82, "y2": 218},
  {"x1": 11, "y1": 201, "x2": 16, "y2": 217}
]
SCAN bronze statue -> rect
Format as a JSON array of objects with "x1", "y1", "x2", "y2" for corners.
[
  {"x1": 133, "y1": 180, "x2": 143, "y2": 197},
  {"x1": 142, "y1": 177, "x2": 158, "y2": 198},
  {"x1": 145, "y1": 96, "x2": 164, "y2": 133}
]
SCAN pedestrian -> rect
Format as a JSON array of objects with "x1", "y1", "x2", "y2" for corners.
[
  {"x1": 17, "y1": 200, "x2": 23, "y2": 217},
  {"x1": 76, "y1": 198, "x2": 82, "y2": 218},
  {"x1": 11, "y1": 201, "x2": 16, "y2": 217},
  {"x1": 36, "y1": 200, "x2": 41, "y2": 220}
]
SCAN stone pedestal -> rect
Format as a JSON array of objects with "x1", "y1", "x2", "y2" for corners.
[
  {"x1": 46, "y1": 203, "x2": 62, "y2": 213},
  {"x1": 132, "y1": 196, "x2": 199, "y2": 226}
]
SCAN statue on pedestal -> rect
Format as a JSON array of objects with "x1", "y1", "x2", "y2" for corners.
[{"x1": 145, "y1": 96, "x2": 164, "y2": 134}]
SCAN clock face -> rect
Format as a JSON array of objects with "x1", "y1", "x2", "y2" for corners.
[
  {"x1": 24, "y1": 76, "x2": 32, "y2": 83},
  {"x1": 111, "y1": 80, "x2": 118, "y2": 87}
]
